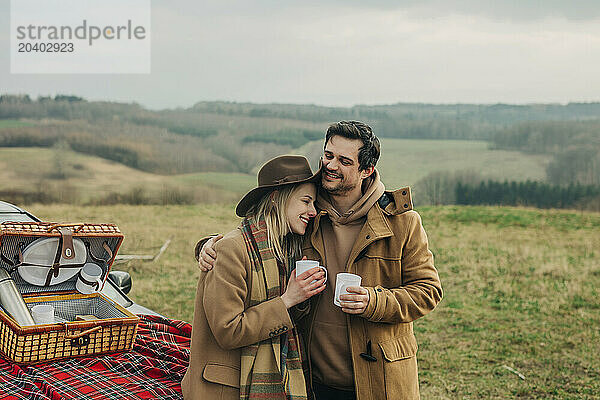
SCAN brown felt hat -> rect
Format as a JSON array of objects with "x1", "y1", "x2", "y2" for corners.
[{"x1": 236, "y1": 155, "x2": 320, "y2": 217}]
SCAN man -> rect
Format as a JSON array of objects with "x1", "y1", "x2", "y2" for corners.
[{"x1": 197, "y1": 121, "x2": 443, "y2": 400}]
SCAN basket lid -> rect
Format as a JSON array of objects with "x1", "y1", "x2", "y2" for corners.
[
  {"x1": 0, "y1": 222, "x2": 123, "y2": 296},
  {"x1": 19, "y1": 237, "x2": 87, "y2": 286}
]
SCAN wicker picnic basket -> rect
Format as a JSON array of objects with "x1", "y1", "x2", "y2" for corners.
[{"x1": 0, "y1": 222, "x2": 140, "y2": 364}]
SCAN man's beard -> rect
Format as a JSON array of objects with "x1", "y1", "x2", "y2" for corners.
[{"x1": 322, "y1": 172, "x2": 357, "y2": 195}]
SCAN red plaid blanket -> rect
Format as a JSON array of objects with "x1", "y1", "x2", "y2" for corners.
[{"x1": 0, "y1": 315, "x2": 191, "y2": 400}]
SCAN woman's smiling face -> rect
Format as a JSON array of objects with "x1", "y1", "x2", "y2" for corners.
[{"x1": 285, "y1": 183, "x2": 317, "y2": 235}]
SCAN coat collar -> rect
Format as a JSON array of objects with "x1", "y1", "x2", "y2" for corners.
[
  {"x1": 345, "y1": 202, "x2": 393, "y2": 267},
  {"x1": 309, "y1": 186, "x2": 413, "y2": 264},
  {"x1": 379, "y1": 187, "x2": 413, "y2": 216}
]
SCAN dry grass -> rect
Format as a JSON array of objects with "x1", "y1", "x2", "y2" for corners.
[
  {"x1": 377, "y1": 139, "x2": 551, "y2": 188},
  {"x1": 0, "y1": 148, "x2": 163, "y2": 196},
  {"x1": 22, "y1": 204, "x2": 600, "y2": 398},
  {"x1": 0, "y1": 148, "x2": 253, "y2": 204},
  {"x1": 419, "y1": 206, "x2": 600, "y2": 399}
]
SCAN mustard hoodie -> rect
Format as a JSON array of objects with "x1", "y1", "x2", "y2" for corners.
[{"x1": 310, "y1": 171, "x2": 385, "y2": 390}]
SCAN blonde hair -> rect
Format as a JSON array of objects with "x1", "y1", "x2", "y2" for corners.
[{"x1": 246, "y1": 184, "x2": 304, "y2": 269}]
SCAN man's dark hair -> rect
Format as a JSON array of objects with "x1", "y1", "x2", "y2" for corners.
[{"x1": 325, "y1": 121, "x2": 380, "y2": 171}]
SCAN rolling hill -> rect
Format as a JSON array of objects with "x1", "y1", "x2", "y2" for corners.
[
  {"x1": 1, "y1": 95, "x2": 597, "y2": 206},
  {"x1": 0, "y1": 139, "x2": 550, "y2": 205}
]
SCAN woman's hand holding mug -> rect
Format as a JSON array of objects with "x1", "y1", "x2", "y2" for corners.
[{"x1": 281, "y1": 262, "x2": 326, "y2": 309}]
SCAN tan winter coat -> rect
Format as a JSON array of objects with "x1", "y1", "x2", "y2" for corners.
[
  {"x1": 298, "y1": 187, "x2": 443, "y2": 400},
  {"x1": 182, "y1": 229, "x2": 294, "y2": 400}
]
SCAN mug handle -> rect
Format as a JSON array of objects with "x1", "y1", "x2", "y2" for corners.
[
  {"x1": 318, "y1": 266, "x2": 328, "y2": 282},
  {"x1": 93, "y1": 277, "x2": 103, "y2": 292}
]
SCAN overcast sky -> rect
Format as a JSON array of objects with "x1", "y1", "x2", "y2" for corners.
[{"x1": 1, "y1": 0, "x2": 599, "y2": 109}]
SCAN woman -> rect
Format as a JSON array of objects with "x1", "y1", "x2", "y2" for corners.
[{"x1": 182, "y1": 155, "x2": 326, "y2": 400}]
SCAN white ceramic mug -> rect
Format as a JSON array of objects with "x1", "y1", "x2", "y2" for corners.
[
  {"x1": 334, "y1": 273, "x2": 362, "y2": 306},
  {"x1": 76, "y1": 263, "x2": 104, "y2": 294},
  {"x1": 31, "y1": 304, "x2": 55, "y2": 325},
  {"x1": 295, "y1": 260, "x2": 328, "y2": 282}
]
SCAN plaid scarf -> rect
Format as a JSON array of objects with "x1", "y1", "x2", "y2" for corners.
[{"x1": 239, "y1": 217, "x2": 308, "y2": 400}]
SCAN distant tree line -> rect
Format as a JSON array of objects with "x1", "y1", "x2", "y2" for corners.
[
  {"x1": 547, "y1": 147, "x2": 599, "y2": 186},
  {"x1": 373, "y1": 118, "x2": 498, "y2": 140},
  {"x1": 456, "y1": 180, "x2": 600, "y2": 209},
  {"x1": 413, "y1": 170, "x2": 484, "y2": 205},
  {"x1": 492, "y1": 120, "x2": 600, "y2": 186},
  {"x1": 0, "y1": 94, "x2": 84, "y2": 103},
  {"x1": 3, "y1": 95, "x2": 600, "y2": 144},
  {"x1": 167, "y1": 125, "x2": 217, "y2": 138},
  {"x1": 0, "y1": 95, "x2": 221, "y2": 140},
  {"x1": 242, "y1": 128, "x2": 322, "y2": 147},
  {"x1": 193, "y1": 100, "x2": 600, "y2": 141},
  {"x1": 491, "y1": 120, "x2": 599, "y2": 154},
  {"x1": 194, "y1": 100, "x2": 600, "y2": 124},
  {"x1": 413, "y1": 171, "x2": 600, "y2": 210},
  {"x1": 128, "y1": 113, "x2": 218, "y2": 139},
  {"x1": 194, "y1": 101, "x2": 387, "y2": 122},
  {"x1": 0, "y1": 127, "x2": 152, "y2": 170},
  {"x1": 0, "y1": 94, "x2": 141, "y2": 121}
]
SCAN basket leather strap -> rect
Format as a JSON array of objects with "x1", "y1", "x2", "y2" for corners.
[
  {"x1": 86, "y1": 241, "x2": 113, "y2": 264},
  {"x1": 0, "y1": 249, "x2": 16, "y2": 268},
  {"x1": 20, "y1": 261, "x2": 86, "y2": 269},
  {"x1": 103, "y1": 242, "x2": 113, "y2": 261},
  {"x1": 46, "y1": 230, "x2": 66, "y2": 286},
  {"x1": 0, "y1": 243, "x2": 24, "y2": 273},
  {"x1": 1, "y1": 242, "x2": 84, "y2": 271},
  {"x1": 77, "y1": 270, "x2": 100, "y2": 290},
  {"x1": 59, "y1": 228, "x2": 75, "y2": 260}
]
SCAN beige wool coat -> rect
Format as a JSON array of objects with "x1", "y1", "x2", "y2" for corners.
[
  {"x1": 182, "y1": 229, "x2": 295, "y2": 400},
  {"x1": 297, "y1": 187, "x2": 443, "y2": 400}
]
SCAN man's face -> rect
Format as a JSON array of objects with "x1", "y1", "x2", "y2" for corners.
[{"x1": 321, "y1": 135, "x2": 372, "y2": 196}]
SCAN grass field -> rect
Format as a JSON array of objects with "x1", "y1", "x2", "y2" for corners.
[
  {"x1": 0, "y1": 120, "x2": 35, "y2": 129},
  {"x1": 173, "y1": 172, "x2": 255, "y2": 195},
  {"x1": 24, "y1": 203, "x2": 600, "y2": 399},
  {"x1": 376, "y1": 139, "x2": 551, "y2": 188}
]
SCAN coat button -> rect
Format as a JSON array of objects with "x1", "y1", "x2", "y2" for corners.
[
  {"x1": 402, "y1": 190, "x2": 407, "y2": 196},
  {"x1": 377, "y1": 288, "x2": 382, "y2": 292},
  {"x1": 366, "y1": 235, "x2": 370, "y2": 239},
  {"x1": 360, "y1": 352, "x2": 378, "y2": 362},
  {"x1": 403, "y1": 204, "x2": 409, "y2": 208}
]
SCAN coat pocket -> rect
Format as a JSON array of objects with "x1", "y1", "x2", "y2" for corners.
[
  {"x1": 377, "y1": 335, "x2": 419, "y2": 399},
  {"x1": 203, "y1": 363, "x2": 240, "y2": 388},
  {"x1": 378, "y1": 334, "x2": 417, "y2": 361}
]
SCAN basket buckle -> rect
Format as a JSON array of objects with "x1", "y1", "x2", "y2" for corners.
[
  {"x1": 71, "y1": 335, "x2": 90, "y2": 347},
  {"x1": 64, "y1": 324, "x2": 101, "y2": 347}
]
